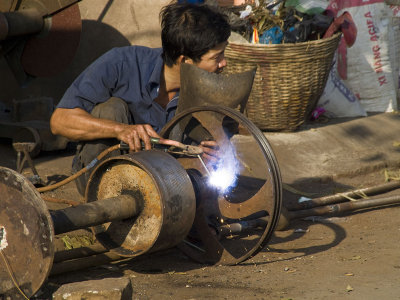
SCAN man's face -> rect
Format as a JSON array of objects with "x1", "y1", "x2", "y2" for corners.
[{"x1": 189, "y1": 41, "x2": 228, "y2": 74}]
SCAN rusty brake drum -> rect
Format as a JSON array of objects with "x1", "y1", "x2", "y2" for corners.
[{"x1": 85, "y1": 150, "x2": 196, "y2": 257}]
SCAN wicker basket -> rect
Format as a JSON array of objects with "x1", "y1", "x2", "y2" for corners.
[{"x1": 225, "y1": 32, "x2": 342, "y2": 131}]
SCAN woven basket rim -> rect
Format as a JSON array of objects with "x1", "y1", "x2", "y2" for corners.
[{"x1": 228, "y1": 32, "x2": 342, "y2": 48}]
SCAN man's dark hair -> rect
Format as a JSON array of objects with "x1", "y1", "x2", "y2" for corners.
[{"x1": 160, "y1": 2, "x2": 231, "y2": 67}]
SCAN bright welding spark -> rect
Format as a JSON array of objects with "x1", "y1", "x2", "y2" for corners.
[
  {"x1": 208, "y1": 167, "x2": 237, "y2": 191},
  {"x1": 207, "y1": 146, "x2": 240, "y2": 193}
]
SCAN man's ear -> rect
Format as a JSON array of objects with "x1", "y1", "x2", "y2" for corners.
[{"x1": 178, "y1": 55, "x2": 194, "y2": 65}]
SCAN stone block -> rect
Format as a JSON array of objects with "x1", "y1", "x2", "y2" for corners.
[{"x1": 52, "y1": 277, "x2": 132, "y2": 300}]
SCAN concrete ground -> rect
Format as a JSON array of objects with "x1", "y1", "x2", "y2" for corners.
[
  {"x1": 265, "y1": 112, "x2": 400, "y2": 187},
  {"x1": 2, "y1": 112, "x2": 400, "y2": 299}
]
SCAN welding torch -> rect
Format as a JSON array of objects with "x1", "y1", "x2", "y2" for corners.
[
  {"x1": 120, "y1": 137, "x2": 212, "y2": 175},
  {"x1": 119, "y1": 137, "x2": 203, "y2": 156}
]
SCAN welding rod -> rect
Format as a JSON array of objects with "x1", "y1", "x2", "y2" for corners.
[{"x1": 197, "y1": 155, "x2": 212, "y2": 176}]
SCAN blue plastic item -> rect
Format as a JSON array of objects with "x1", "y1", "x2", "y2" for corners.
[{"x1": 259, "y1": 26, "x2": 283, "y2": 44}]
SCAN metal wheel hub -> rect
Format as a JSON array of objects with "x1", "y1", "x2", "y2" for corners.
[{"x1": 85, "y1": 150, "x2": 196, "y2": 257}]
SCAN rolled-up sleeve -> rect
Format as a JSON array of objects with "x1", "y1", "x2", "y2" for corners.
[{"x1": 57, "y1": 50, "x2": 120, "y2": 113}]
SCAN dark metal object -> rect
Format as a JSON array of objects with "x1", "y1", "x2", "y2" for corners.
[
  {"x1": 161, "y1": 106, "x2": 282, "y2": 265},
  {"x1": 13, "y1": 142, "x2": 38, "y2": 173},
  {"x1": 51, "y1": 195, "x2": 142, "y2": 235},
  {"x1": 218, "y1": 217, "x2": 268, "y2": 237},
  {"x1": 177, "y1": 63, "x2": 256, "y2": 114},
  {"x1": 0, "y1": 8, "x2": 44, "y2": 39},
  {"x1": 0, "y1": 167, "x2": 54, "y2": 298},
  {"x1": 13, "y1": 141, "x2": 46, "y2": 186},
  {"x1": 85, "y1": 150, "x2": 196, "y2": 257}
]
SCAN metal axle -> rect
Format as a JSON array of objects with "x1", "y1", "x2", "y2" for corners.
[{"x1": 51, "y1": 195, "x2": 142, "y2": 235}]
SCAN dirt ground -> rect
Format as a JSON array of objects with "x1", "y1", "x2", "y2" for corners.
[{"x1": 1, "y1": 137, "x2": 400, "y2": 300}]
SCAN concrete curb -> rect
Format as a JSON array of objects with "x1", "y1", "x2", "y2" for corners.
[{"x1": 263, "y1": 113, "x2": 400, "y2": 185}]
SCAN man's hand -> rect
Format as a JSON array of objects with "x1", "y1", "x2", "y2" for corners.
[
  {"x1": 200, "y1": 140, "x2": 220, "y2": 167},
  {"x1": 116, "y1": 123, "x2": 161, "y2": 152}
]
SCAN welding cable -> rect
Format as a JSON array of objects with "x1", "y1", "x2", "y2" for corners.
[
  {"x1": 36, "y1": 144, "x2": 121, "y2": 193},
  {"x1": 40, "y1": 195, "x2": 81, "y2": 206},
  {"x1": 0, "y1": 250, "x2": 30, "y2": 299}
]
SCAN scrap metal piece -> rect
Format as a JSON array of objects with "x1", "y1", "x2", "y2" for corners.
[
  {"x1": 177, "y1": 63, "x2": 256, "y2": 114},
  {"x1": 0, "y1": 167, "x2": 54, "y2": 298}
]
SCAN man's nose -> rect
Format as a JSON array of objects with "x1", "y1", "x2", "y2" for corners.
[{"x1": 219, "y1": 57, "x2": 227, "y2": 68}]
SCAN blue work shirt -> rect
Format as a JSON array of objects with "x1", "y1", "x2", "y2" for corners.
[{"x1": 57, "y1": 46, "x2": 178, "y2": 133}]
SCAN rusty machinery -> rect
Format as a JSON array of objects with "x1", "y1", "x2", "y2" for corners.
[
  {"x1": 0, "y1": 103, "x2": 283, "y2": 298},
  {"x1": 0, "y1": 63, "x2": 285, "y2": 298},
  {"x1": 2, "y1": 63, "x2": 400, "y2": 299},
  {"x1": 0, "y1": 0, "x2": 82, "y2": 156}
]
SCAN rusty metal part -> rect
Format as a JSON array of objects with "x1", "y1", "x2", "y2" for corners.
[
  {"x1": 0, "y1": 167, "x2": 54, "y2": 298},
  {"x1": 161, "y1": 106, "x2": 282, "y2": 265},
  {"x1": 286, "y1": 180, "x2": 400, "y2": 211},
  {"x1": 1, "y1": 0, "x2": 82, "y2": 82},
  {"x1": 85, "y1": 150, "x2": 196, "y2": 257},
  {"x1": 20, "y1": 3, "x2": 81, "y2": 77},
  {"x1": 177, "y1": 63, "x2": 256, "y2": 114}
]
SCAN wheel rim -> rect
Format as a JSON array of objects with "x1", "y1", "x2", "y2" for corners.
[{"x1": 161, "y1": 106, "x2": 282, "y2": 265}]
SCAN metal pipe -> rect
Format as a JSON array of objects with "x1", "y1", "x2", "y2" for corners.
[
  {"x1": 286, "y1": 180, "x2": 400, "y2": 211},
  {"x1": 50, "y1": 195, "x2": 142, "y2": 235},
  {"x1": 288, "y1": 195, "x2": 400, "y2": 220},
  {"x1": 218, "y1": 218, "x2": 268, "y2": 236},
  {"x1": 0, "y1": 9, "x2": 44, "y2": 40}
]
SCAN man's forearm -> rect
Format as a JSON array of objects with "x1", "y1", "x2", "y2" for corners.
[{"x1": 50, "y1": 108, "x2": 123, "y2": 141}]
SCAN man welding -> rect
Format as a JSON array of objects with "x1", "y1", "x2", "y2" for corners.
[{"x1": 50, "y1": 1, "x2": 231, "y2": 195}]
